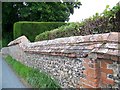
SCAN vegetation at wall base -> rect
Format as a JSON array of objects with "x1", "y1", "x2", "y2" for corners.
[
  {"x1": 5, "y1": 55, "x2": 61, "y2": 89},
  {"x1": 14, "y1": 22, "x2": 66, "y2": 42},
  {"x1": 35, "y1": 4, "x2": 120, "y2": 41}
]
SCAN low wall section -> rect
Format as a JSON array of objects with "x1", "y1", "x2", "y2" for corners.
[{"x1": 2, "y1": 32, "x2": 120, "y2": 88}]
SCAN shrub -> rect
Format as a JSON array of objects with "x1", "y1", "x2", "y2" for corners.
[
  {"x1": 35, "y1": 22, "x2": 81, "y2": 41},
  {"x1": 5, "y1": 55, "x2": 61, "y2": 88},
  {"x1": 35, "y1": 4, "x2": 120, "y2": 41},
  {"x1": 13, "y1": 22, "x2": 66, "y2": 41}
]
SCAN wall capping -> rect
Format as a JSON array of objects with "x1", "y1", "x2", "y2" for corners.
[{"x1": 7, "y1": 32, "x2": 120, "y2": 59}]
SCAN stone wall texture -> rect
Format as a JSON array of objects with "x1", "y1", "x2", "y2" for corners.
[{"x1": 2, "y1": 32, "x2": 120, "y2": 88}]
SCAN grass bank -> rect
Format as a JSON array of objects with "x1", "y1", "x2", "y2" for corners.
[{"x1": 5, "y1": 55, "x2": 61, "y2": 89}]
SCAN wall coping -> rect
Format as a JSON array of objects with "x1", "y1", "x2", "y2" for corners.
[{"x1": 8, "y1": 32, "x2": 120, "y2": 59}]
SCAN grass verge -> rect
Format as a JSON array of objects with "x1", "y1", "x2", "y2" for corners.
[{"x1": 5, "y1": 55, "x2": 61, "y2": 89}]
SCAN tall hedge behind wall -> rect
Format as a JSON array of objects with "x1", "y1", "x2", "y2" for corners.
[{"x1": 13, "y1": 22, "x2": 66, "y2": 41}]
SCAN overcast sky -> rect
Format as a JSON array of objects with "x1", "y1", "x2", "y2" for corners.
[{"x1": 69, "y1": 0, "x2": 120, "y2": 22}]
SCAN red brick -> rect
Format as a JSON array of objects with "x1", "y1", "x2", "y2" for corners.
[
  {"x1": 101, "y1": 68, "x2": 113, "y2": 74},
  {"x1": 100, "y1": 60, "x2": 107, "y2": 68},
  {"x1": 105, "y1": 79, "x2": 114, "y2": 85},
  {"x1": 81, "y1": 78, "x2": 89, "y2": 84},
  {"x1": 102, "y1": 78, "x2": 114, "y2": 85},
  {"x1": 89, "y1": 81, "x2": 99, "y2": 87},
  {"x1": 87, "y1": 68, "x2": 100, "y2": 77},
  {"x1": 105, "y1": 60, "x2": 113, "y2": 64},
  {"x1": 80, "y1": 74, "x2": 100, "y2": 88},
  {"x1": 87, "y1": 61, "x2": 100, "y2": 69},
  {"x1": 101, "y1": 72, "x2": 114, "y2": 85},
  {"x1": 101, "y1": 72, "x2": 107, "y2": 81},
  {"x1": 111, "y1": 56, "x2": 119, "y2": 61},
  {"x1": 87, "y1": 68, "x2": 95, "y2": 75},
  {"x1": 81, "y1": 76, "x2": 100, "y2": 87},
  {"x1": 87, "y1": 76, "x2": 100, "y2": 83},
  {"x1": 82, "y1": 81, "x2": 99, "y2": 88},
  {"x1": 82, "y1": 83, "x2": 93, "y2": 88},
  {"x1": 94, "y1": 63, "x2": 100, "y2": 68},
  {"x1": 91, "y1": 73, "x2": 100, "y2": 79}
]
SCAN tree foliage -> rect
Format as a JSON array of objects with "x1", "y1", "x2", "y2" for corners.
[
  {"x1": 2, "y1": 1, "x2": 81, "y2": 46},
  {"x1": 2, "y1": 2, "x2": 81, "y2": 32},
  {"x1": 35, "y1": 3, "x2": 120, "y2": 41}
]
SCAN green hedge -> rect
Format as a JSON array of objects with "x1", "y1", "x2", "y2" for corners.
[
  {"x1": 5, "y1": 55, "x2": 61, "y2": 88},
  {"x1": 35, "y1": 22, "x2": 81, "y2": 41},
  {"x1": 14, "y1": 22, "x2": 66, "y2": 41}
]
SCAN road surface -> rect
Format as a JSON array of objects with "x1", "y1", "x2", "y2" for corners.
[{"x1": 0, "y1": 55, "x2": 26, "y2": 89}]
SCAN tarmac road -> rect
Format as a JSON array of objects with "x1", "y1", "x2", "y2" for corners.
[{"x1": 0, "y1": 55, "x2": 26, "y2": 89}]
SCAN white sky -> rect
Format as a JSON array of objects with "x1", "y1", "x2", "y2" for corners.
[{"x1": 69, "y1": 0, "x2": 120, "y2": 22}]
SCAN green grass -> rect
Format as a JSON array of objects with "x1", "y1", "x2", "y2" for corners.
[{"x1": 5, "y1": 55, "x2": 61, "y2": 89}]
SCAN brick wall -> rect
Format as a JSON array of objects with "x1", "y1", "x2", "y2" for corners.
[
  {"x1": 2, "y1": 32, "x2": 120, "y2": 88},
  {"x1": 79, "y1": 54, "x2": 120, "y2": 88},
  {"x1": 79, "y1": 32, "x2": 120, "y2": 88}
]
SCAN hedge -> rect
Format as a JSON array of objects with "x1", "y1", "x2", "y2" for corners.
[
  {"x1": 35, "y1": 4, "x2": 120, "y2": 41},
  {"x1": 35, "y1": 22, "x2": 81, "y2": 41},
  {"x1": 14, "y1": 22, "x2": 66, "y2": 41}
]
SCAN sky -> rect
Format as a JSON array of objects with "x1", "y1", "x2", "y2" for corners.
[{"x1": 69, "y1": 0, "x2": 120, "y2": 22}]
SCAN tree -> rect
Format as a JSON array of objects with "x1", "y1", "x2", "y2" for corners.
[
  {"x1": 2, "y1": 2, "x2": 81, "y2": 32},
  {"x1": 2, "y1": 2, "x2": 81, "y2": 46}
]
